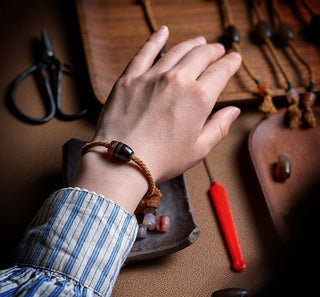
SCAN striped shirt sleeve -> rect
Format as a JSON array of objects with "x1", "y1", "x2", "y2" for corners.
[{"x1": 0, "y1": 187, "x2": 138, "y2": 297}]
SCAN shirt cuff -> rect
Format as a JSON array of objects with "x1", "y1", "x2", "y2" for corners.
[{"x1": 15, "y1": 187, "x2": 138, "y2": 296}]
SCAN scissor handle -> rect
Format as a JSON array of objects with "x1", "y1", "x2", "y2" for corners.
[
  {"x1": 54, "y1": 63, "x2": 88, "y2": 121},
  {"x1": 8, "y1": 63, "x2": 56, "y2": 124}
]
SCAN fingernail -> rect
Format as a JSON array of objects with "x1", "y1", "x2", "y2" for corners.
[
  {"x1": 228, "y1": 51, "x2": 242, "y2": 59},
  {"x1": 157, "y1": 25, "x2": 168, "y2": 35},
  {"x1": 215, "y1": 43, "x2": 225, "y2": 50},
  {"x1": 230, "y1": 107, "x2": 241, "y2": 120},
  {"x1": 194, "y1": 36, "x2": 207, "y2": 44}
]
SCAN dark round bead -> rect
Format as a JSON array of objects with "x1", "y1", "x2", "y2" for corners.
[
  {"x1": 255, "y1": 20, "x2": 272, "y2": 44},
  {"x1": 224, "y1": 25, "x2": 240, "y2": 44},
  {"x1": 273, "y1": 22, "x2": 294, "y2": 46},
  {"x1": 211, "y1": 288, "x2": 248, "y2": 297},
  {"x1": 110, "y1": 141, "x2": 134, "y2": 162}
]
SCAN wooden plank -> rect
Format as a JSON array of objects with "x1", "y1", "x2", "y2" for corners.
[{"x1": 76, "y1": 0, "x2": 320, "y2": 105}]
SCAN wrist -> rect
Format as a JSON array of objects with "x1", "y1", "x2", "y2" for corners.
[{"x1": 70, "y1": 148, "x2": 149, "y2": 214}]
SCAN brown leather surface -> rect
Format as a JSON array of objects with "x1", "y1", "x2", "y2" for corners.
[{"x1": 0, "y1": 1, "x2": 317, "y2": 296}]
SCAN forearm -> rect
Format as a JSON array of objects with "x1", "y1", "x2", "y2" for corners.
[{"x1": 0, "y1": 188, "x2": 138, "y2": 297}]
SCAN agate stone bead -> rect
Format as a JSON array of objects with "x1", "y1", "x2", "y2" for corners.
[
  {"x1": 156, "y1": 215, "x2": 170, "y2": 233},
  {"x1": 109, "y1": 141, "x2": 134, "y2": 162},
  {"x1": 137, "y1": 224, "x2": 148, "y2": 239},
  {"x1": 274, "y1": 153, "x2": 291, "y2": 182},
  {"x1": 286, "y1": 88, "x2": 300, "y2": 104},
  {"x1": 255, "y1": 21, "x2": 272, "y2": 44},
  {"x1": 301, "y1": 92, "x2": 316, "y2": 106},
  {"x1": 142, "y1": 213, "x2": 157, "y2": 230}
]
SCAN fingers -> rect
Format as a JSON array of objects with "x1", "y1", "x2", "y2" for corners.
[
  {"x1": 198, "y1": 51, "x2": 242, "y2": 100},
  {"x1": 199, "y1": 106, "x2": 241, "y2": 150},
  {"x1": 164, "y1": 43, "x2": 226, "y2": 78},
  {"x1": 152, "y1": 36, "x2": 208, "y2": 72},
  {"x1": 123, "y1": 25, "x2": 169, "y2": 77}
]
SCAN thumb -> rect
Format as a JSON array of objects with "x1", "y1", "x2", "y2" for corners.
[{"x1": 199, "y1": 106, "x2": 241, "y2": 150}]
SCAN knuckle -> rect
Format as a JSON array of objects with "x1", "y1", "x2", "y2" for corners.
[
  {"x1": 170, "y1": 40, "x2": 196, "y2": 55},
  {"x1": 195, "y1": 84, "x2": 209, "y2": 99},
  {"x1": 161, "y1": 69, "x2": 184, "y2": 86},
  {"x1": 193, "y1": 84, "x2": 210, "y2": 106},
  {"x1": 116, "y1": 76, "x2": 132, "y2": 89}
]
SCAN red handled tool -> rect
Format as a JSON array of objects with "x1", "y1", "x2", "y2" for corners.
[{"x1": 203, "y1": 158, "x2": 246, "y2": 272}]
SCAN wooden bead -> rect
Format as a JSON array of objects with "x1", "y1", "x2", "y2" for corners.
[
  {"x1": 156, "y1": 215, "x2": 170, "y2": 233},
  {"x1": 224, "y1": 25, "x2": 240, "y2": 45},
  {"x1": 273, "y1": 22, "x2": 294, "y2": 46},
  {"x1": 301, "y1": 92, "x2": 316, "y2": 106},
  {"x1": 255, "y1": 21, "x2": 272, "y2": 44}
]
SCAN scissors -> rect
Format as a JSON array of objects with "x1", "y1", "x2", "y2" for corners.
[{"x1": 8, "y1": 30, "x2": 89, "y2": 124}]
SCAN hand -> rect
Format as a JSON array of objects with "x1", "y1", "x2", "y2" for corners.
[{"x1": 72, "y1": 26, "x2": 242, "y2": 213}]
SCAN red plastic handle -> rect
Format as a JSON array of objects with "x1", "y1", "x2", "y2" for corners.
[{"x1": 209, "y1": 181, "x2": 246, "y2": 272}]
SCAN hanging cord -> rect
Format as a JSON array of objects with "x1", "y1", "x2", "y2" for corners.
[
  {"x1": 252, "y1": 0, "x2": 293, "y2": 86},
  {"x1": 140, "y1": 0, "x2": 158, "y2": 32},
  {"x1": 220, "y1": 0, "x2": 277, "y2": 114},
  {"x1": 272, "y1": 0, "x2": 316, "y2": 127},
  {"x1": 251, "y1": 0, "x2": 304, "y2": 128}
]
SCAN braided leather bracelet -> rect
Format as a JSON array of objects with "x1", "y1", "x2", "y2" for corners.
[{"x1": 81, "y1": 140, "x2": 162, "y2": 200}]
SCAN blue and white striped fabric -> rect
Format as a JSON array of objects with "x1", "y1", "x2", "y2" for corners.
[{"x1": 0, "y1": 188, "x2": 138, "y2": 297}]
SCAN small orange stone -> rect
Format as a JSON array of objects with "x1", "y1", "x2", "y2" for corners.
[{"x1": 257, "y1": 81, "x2": 268, "y2": 97}]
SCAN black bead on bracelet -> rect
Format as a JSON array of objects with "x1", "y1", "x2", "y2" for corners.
[
  {"x1": 80, "y1": 140, "x2": 162, "y2": 200},
  {"x1": 108, "y1": 141, "x2": 134, "y2": 162}
]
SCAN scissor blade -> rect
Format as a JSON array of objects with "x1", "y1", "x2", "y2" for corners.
[{"x1": 41, "y1": 29, "x2": 54, "y2": 58}]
